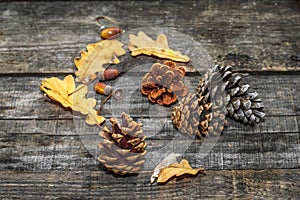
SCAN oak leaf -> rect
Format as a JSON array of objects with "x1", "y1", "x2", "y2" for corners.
[
  {"x1": 150, "y1": 153, "x2": 181, "y2": 183},
  {"x1": 40, "y1": 75, "x2": 105, "y2": 125},
  {"x1": 128, "y1": 31, "x2": 190, "y2": 62},
  {"x1": 74, "y1": 40, "x2": 126, "y2": 83},
  {"x1": 156, "y1": 159, "x2": 205, "y2": 184}
]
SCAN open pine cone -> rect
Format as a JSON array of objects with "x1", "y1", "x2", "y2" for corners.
[
  {"x1": 98, "y1": 112, "x2": 147, "y2": 175},
  {"x1": 197, "y1": 65, "x2": 265, "y2": 125},
  {"x1": 141, "y1": 61, "x2": 189, "y2": 105},
  {"x1": 171, "y1": 93, "x2": 227, "y2": 139},
  {"x1": 172, "y1": 64, "x2": 265, "y2": 139}
]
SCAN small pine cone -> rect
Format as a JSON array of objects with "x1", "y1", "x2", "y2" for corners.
[
  {"x1": 171, "y1": 93, "x2": 227, "y2": 139},
  {"x1": 141, "y1": 61, "x2": 189, "y2": 105},
  {"x1": 197, "y1": 65, "x2": 265, "y2": 125},
  {"x1": 98, "y1": 112, "x2": 147, "y2": 175}
]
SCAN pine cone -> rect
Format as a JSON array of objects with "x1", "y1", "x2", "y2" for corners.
[
  {"x1": 98, "y1": 112, "x2": 147, "y2": 175},
  {"x1": 197, "y1": 65, "x2": 265, "y2": 125},
  {"x1": 171, "y1": 64, "x2": 265, "y2": 139},
  {"x1": 171, "y1": 93, "x2": 227, "y2": 139},
  {"x1": 141, "y1": 61, "x2": 189, "y2": 105}
]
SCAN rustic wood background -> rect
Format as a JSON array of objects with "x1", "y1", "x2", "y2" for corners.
[{"x1": 0, "y1": 1, "x2": 299, "y2": 199}]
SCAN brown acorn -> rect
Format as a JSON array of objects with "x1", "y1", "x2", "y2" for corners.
[
  {"x1": 99, "y1": 68, "x2": 120, "y2": 81},
  {"x1": 94, "y1": 82, "x2": 124, "y2": 100},
  {"x1": 100, "y1": 27, "x2": 123, "y2": 40},
  {"x1": 94, "y1": 82, "x2": 113, "y2": 95}
]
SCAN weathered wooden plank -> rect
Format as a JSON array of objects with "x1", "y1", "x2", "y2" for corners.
[
  {"x1": 0, "y1": 1, "x2": 299, "y2": 73},
  {"x1": 0, "y1": 169, "x2": 299, "y2": 199},
  {"x1": 0, "y1": 116, "x2": 298, "y2": 170},
  {"x1": 0, "y1": 114, "x2": 298, "y2": 137},
  {"x1": 0, "y1": 72, "x2": 298, "y2": 171},
  {"x1": 0, "y1": 74, "x2": 299, "y2": 119},
  {"x1": 1, "y1": 130, "x2": 299, "y2": 170}
]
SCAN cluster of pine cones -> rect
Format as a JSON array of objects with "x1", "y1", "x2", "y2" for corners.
[
  {"x1": 172, "y1": 64, "x2": 265, "y2": 139},
  {"x1": 98, "y1": 62, "x2": 265, "y2": 175}
]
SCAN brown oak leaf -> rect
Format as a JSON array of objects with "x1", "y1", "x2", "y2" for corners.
[
  {"x1": 156, "y1": 159, "x2": 205, "y2": 184},
  {"x1": 128, "y1": 31, "x2": 190, "y2": 62},
  {"x1": 74, "y1": 40, "x2": 126, "y2": 83}
]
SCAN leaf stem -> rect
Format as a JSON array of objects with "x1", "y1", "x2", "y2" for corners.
[{"x1": 98, "y1": 93, "x2": 113, "y2": 114}]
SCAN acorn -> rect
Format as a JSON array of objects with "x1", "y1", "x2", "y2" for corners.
[
  {"x1": 94, "y1": 82, "x2": 113, "y2": 95},
  {"x1": 94, "y1": 82, "x2": 124, "y2": 100},
  {"x1": 99, "y1": 69, "x2": 120, "y2": 81},
  {"x1": 100, "y1": 27, "x2": 123, "y2": 40}
]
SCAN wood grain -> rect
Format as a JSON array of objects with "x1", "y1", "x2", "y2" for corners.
[
  {"x1": 0, "y1": 0, "x2": 299, "y2": 199},
  {"x1": 0, "y1": 1, "x2": 299, "y2": 73},
  {"x1": 0, "y1": 169, "x2": 299, "y2": 199},
  {"x1": 0, "y1": 74, "x2": 299, "y2": 119},
  {"x1": 1, "y1": 130, "x2": 298, "y2": 171}
]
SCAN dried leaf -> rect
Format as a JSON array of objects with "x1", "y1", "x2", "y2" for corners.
[
  {"x1": 40, "y1": 75, "x2": 105, "y2": 125},
  {"x1": 150, "y1": 153, "x2": 180, "y2": 183},
  {"x1": 156, "y1": 159, "x2": 205, "y2": 184},
  {"x1": 74, "y1": 40, "x2": 126, "y2": 83},
  {"x1": 128, "y1": 31, "x2": 190, "y2": 62}
]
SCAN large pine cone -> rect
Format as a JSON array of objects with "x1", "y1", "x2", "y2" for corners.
[
  {"x1": 141, "y1": 61, "x2": 189, "y2": 105},
  {"x1": 172, "y1": 64, "x2": 265, "y2": 139},
  {"x1": 98, "y1": 112, "x2": 147, "y2": 175},
  {"x1": 171, "y1": 93, "x2": 227, "y2": 139},
  {"x1": 197, "y1": 65, "x2": 265, "y2": 125}
]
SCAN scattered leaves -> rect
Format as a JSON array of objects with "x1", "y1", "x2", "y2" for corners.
[
  {"x1": 74, "y1": 40, "x2": 126, "y2": 83},
  {"x1": 128, "y1": 31, "x2": 190, "y2": 62},
  {"x1": 157, "y1": 159, "x2": 205, "y2": 184},
  {"x1": 40, "y1": 75, "x2": 105, "y2": 125}
]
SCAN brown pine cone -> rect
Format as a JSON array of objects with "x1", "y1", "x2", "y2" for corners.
[
  {"x1": 197, "y1": 65, "x2": 265, "y2": 125},
  {"x1": 171, "y1": 64, "x2": 265, "y2": 139},
  {"x1": 141, "y1": 61, "x2": 189, "y2": 105},
  {"x1": 98, "y1": 112, "x2": 147, "y2": 175},
  {"x1": 171, "y1": 93, "x2": 227, "y2": 139}
]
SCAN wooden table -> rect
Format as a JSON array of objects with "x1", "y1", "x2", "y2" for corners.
[{"x1": 0, "y1": 1, "x2": 299, "y2": 199}]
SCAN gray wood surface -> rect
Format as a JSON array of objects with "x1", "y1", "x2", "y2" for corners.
[
  {"x1": 0, "y1": 1, "x2": 299, "y2": 199},
  {"x1": 0, "y1": 169, "x2": 299, "y2": 199}
]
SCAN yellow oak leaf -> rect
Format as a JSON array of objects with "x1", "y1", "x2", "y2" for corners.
[
  {"x1": 128, "y1": 31, "x2": 190, "y2": 62},
  {"x1": 40, "y1": 75, "x2": 105, "y2": 125},
  {"x1": 150, "y1": 153, "x2": 180, "y2": 184},
  {"x1": 74, "y1": 40, "x2": 126, "y2": 83},
  {"x1": 156, "y1": 159, "x2": 205, "y2": 184}
]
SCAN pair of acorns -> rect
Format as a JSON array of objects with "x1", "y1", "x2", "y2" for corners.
[{"x1": 94, "y1": 69, "x2": 123, "y2": 100}]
